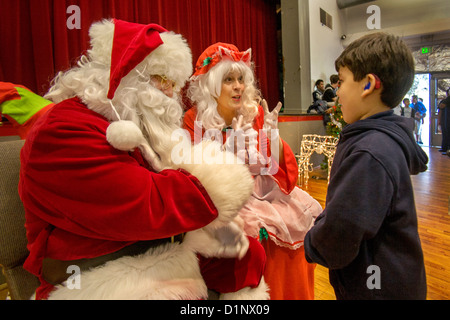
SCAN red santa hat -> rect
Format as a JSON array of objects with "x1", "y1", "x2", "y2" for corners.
[
  {"x1": 107, "y1": 19, "x2": 167, "y2": 99},
  {"x1": 191, "y1": 42, "x2": 252, "y2": 79}
]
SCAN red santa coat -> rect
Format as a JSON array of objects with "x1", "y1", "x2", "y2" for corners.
[{"x1": 19, "y1": 97, "x2": 221, "y2": 298}]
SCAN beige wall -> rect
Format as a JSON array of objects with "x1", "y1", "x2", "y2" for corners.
[{"x1": 279, "y1": 119, "x2": 327, "y2": 167}]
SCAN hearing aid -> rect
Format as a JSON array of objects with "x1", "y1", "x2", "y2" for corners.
[{"x1": 364, "y1": 74, "x2": 382, "y2": 90}]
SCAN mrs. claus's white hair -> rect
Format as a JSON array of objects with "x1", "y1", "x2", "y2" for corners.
[{"x1": 188, "y1": 60, "x2": 260, "y2": 130}]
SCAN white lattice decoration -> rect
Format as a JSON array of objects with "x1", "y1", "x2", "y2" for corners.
[{"x1": 296, "y1": 134, "x2": 339, "y2": 187}]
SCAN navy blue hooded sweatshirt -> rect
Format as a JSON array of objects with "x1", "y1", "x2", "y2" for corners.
[{"x1": 304, "y1": 110, "x2": 428, "y2": 300}]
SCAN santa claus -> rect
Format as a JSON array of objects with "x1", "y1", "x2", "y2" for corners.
[{"x1": 19, "y1": 19, "x2": 268, "y2": 300}]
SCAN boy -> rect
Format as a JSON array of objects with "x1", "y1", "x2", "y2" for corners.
[
  {"x1": 312, "y1": 79, "x2": 325, "y2": 102},
  {"x1": 411, "y1": 95, "x2": 427, "y2": 144},
  {"x1": 402, "y1": 97, "x2": 413, "y2": 118},
  {"x1": 304, "y1": 32, "x2": 428, "y2": 300},
  {"x1": 322, "y1": 74, "x2": 340, "y2": 105}
]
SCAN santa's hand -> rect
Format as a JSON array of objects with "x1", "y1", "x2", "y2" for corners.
[
  {"x1": 212, "y1": 222, "x2": 249, "y2": 259},
  {"x1": 183, "y1": 222, "x2": 249, "y2": 260}
]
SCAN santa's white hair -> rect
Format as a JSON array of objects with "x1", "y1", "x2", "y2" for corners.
[
  {"x1": 44, "y1": 19, "x2": 193, "y2": 156},
  {"x1": 188, "y1": 60, "x2": 260, "y2": 131}
]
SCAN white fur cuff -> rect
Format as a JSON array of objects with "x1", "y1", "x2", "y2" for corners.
[{"x1": 176, "y1": 141, "x2": 254, "y2": 228}]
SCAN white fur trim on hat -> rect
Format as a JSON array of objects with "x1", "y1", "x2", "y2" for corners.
[
  {"x1": 87, "y1": 19, "x2": 114, "y2": 67},
  {"x1": 143, "y1": 32, "x2": 193, "y2": 89},
  {"x1": 87, "y1": 19, "x2": 192, "y2": 94}
]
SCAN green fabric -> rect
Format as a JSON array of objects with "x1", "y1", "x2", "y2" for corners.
[
  {"x1": 1, "y1": 87, "x2": 52, "y2": 125},
  {"x1": 259, "y1": 227, "x2": 269, "y2": 242}
]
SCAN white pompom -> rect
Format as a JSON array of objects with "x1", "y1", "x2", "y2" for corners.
[{"x1": 106, "y1": 120, "x2": 144, "y2": 151}]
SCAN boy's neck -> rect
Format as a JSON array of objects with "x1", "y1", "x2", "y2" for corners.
[
  {"x1": 360, "y1": 96, "x2": 391, "y2": 120},
  {"x1": 361, "y1": 105, "x2": 391, "y2": 120}
]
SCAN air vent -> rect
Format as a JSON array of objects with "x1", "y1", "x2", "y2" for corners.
[{"x1": 320, "y1": 8, "x2": 333, "y2": 30}]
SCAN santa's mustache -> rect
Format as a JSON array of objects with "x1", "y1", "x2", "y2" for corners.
[{"x1": 124, "y1": 83, "x2": 184, "y2": 157}]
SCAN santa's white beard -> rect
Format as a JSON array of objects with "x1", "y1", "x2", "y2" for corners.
[
  {"x1": 135, "y1": 86, "x2": 184, "y2": 159},
  {"x1": 108, "y1": 76, "x2": 184, "y2": 161}
]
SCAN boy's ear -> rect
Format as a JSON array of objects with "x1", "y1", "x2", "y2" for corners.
[{"x1": 361, "y1": 74, "x2": 381, "y2": 97}]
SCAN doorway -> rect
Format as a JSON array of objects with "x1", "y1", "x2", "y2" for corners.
[
  {"x1": 430, "y1": 73, "x2": 450, "y2": 147},
  {"x1": 409, "y1": 73, "x2": 450, "y2": 147},
  {"x1": 409, "y1": 74, "x2": 430, "y2": 146}
]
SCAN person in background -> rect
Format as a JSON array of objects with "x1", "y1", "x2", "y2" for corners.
[
  {"x1": 312, "y1": 79, "x2": 325, "y2": 102},
  {"x1": 184, "y1": 42, "x2": 322, "y2": 300},
  {"x1": 394, "y1": 97, "x2": 416, "y2": 136},
  {"x1": 304, "y1": 32, "x2": 428, "y2": 300},
  {"x1": 0, "y1": 82, "x2": 54, "y2": 139},
  {"x1": 402, "y1": 97, "x2": 414, "y2": 118},
  {"x1": 411, "y1": 94, "x2": 427, "y2": 144},
  {"x1": 322, "y1": 74, "x2": 339, "y2": 106},
  {"x1": 438, "y1": 88, "x2": 450, "y2": 155},
  {"x1": 319, "y1": 74, "x2": 340, "y2": 126},
  {"x1": 393, "y1": 103, "x2": 403, "y2": 116}
]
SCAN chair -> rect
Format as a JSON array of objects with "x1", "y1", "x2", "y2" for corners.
[{"x1": 0, "y1": 140, "x2": 40, "y2": 299}]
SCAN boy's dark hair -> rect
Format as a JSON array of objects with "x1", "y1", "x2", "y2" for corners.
[
  {"x1": 330, "y1": 74, "x2": 339, "y2": 84},
  {"x1": 315, "y1": 79, "x2": 323, "y2": 87},
  {"x1": 335, "y1": 32, "x2": 415, "y2": 108}
]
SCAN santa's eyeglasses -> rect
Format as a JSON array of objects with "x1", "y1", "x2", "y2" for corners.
[{"x1": 150, "y1": 75, "x2": 176, "y2": 90}]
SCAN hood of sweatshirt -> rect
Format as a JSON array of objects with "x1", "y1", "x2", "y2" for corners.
[{"x1": 339, "y1": 110, "x2": 428, "y2": 175}]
